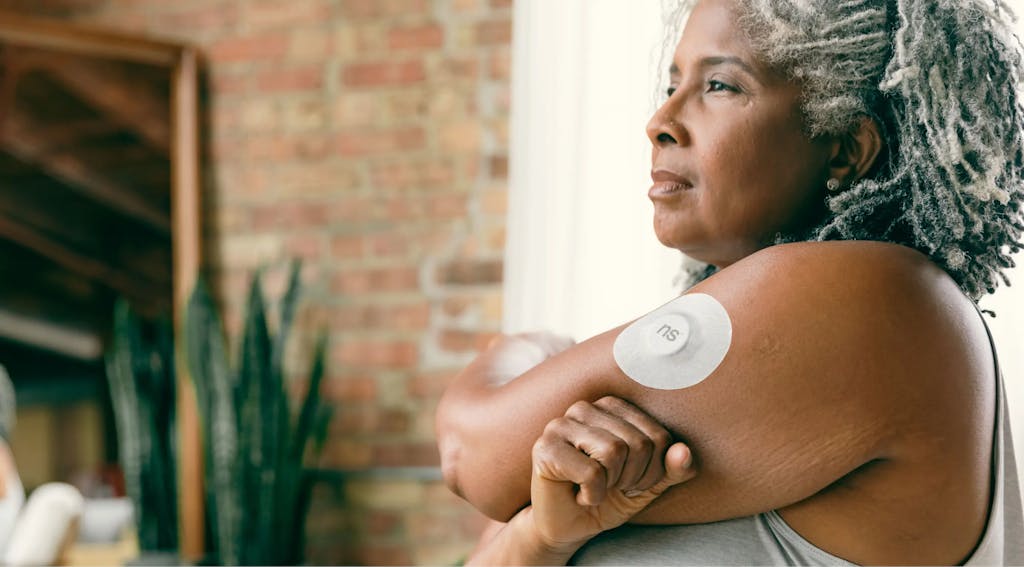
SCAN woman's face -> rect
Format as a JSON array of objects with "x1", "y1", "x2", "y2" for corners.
[{"x1": 647, "y1": 0, "x2": 833, "y2": 267}]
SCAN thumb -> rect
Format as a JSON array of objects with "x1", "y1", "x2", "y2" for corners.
[{"x1": 651, "y1": 443, "x2": 696, "y2": 493}]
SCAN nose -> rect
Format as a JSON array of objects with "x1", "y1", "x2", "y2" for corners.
[{"x1": 646, "y1": 93, "x2": 688, "y2": 148}]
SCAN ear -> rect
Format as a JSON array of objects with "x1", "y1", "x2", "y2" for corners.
[{"x1": 827, "y1": 116, "x2": 883, "y2": 185}]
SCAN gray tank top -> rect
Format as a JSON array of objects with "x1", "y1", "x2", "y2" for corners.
[{"x1": 572, "y1": 312, "x2": 1024, "y2": 565}]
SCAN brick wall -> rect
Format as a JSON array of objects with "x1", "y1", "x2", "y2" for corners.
[{"x1": 0, "y1": 0, "x2": 511, "y2": 563}]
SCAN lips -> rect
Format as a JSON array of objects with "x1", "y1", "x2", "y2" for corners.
[{"x1": 649, "y1": 169, "x2": 694, "y2": 200}]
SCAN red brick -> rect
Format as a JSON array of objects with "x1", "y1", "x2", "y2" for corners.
[
  {"x1": 327, "y1": 196, "x2": 375, "y2": 223},
  {"x1": 329, "y1": 406, "x2": 386, "y2": 435},
  {"x1": 244, "y1": 0, "x2": 331, "y2": 31},
  {"x1": 340, "y1": 0, "x2": 429, "y2": 19},
  {"x1": 369, "y1": 157, "x2": 456, "y2": 191},
  {"x1": 289, "y1": 28, "x2": 333, "y2": 60},
  {"x1": 255, "y1": 65, "x2": 324, "y2": 92},
  {"x1": 162, "y1": 4, "x2": 238, "y2": 32},
  {"x1": 475, "y1": 18, "x2": 512, "y2": 45},
  {"x1": 320, "y1": 439, "x2": 373, "y2": 468},
  {"x1": 244, "y1": 133, "x2": 332, "y2": 161},
  {"x1": 284, "y1": 234, "x2": 323, "y2": 258},
  {"x1": 332, "y1": 266, "x2": 419, "y2": 294},
  {"x1": 428, "y1": 194, "x2": 469, "y2": 218},
  {"x1": 209, "y1": 68, "x2": 251, "y2": 95},
  {"x1": 388, "y1": 23, "x2": 444, "y2": 50},
  {"x1": 436, "y1": 259, "x2": 503, "y2": 285},
  {"x1": 376, "y1": 408, "x2": 412, "y2": 434},
  {"x1": 342, "y1": 60, "x2": 426, "y2": 87},
  {"x1": 272, "y1": 162, "x2": 362, "y2": 194},
  {"x1": 322, "y1": 376, "x2": 378, "y2": 402},
  {"x1": 333, "y1": 340, "x2": 419, "y2": 369},
  {"x1": 210, "y1": 34, "x2": 288, "y2": 63},
  {"x1": 331, "y1": 302, "x2": 430, "y2": 331},
  {"x1": 251, "y1": 201, "x2": 330, "y2": 230},
  {"x1": 336, "y1": 127, "x2": 426, "y2": 156},
  {"x1": 361, "y1": 228, "x2": 454, "y2": 258},
  {"x1": 330, "y1": 235, "x2": 364, "y2": 259}
]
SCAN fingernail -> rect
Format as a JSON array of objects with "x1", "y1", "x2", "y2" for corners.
[{"x1": 623, "y1": 489, "x2": 643, "y2": 498}]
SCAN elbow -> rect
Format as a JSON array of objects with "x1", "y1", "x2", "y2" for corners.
[
  {"x1": 436, "y1": 402, "x2": 523, "y2": 522},
  {"x1": 438, "y1": 427, "x2": 465, "y2": 499},
  {"x1": 438, "y1": 435, "x2": 524, "y2": 521},
  {"x1": 436, "y1": 396, "x2": 474, "y2": 504}
]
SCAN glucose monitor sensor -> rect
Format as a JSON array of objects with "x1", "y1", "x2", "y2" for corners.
[{"x1": 613, "y1": 293, "x2": 732, "y2": 390}]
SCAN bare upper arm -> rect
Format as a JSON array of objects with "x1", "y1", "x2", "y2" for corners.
[{"x1": 438, "y1": 241, "x2": 988, "y2": 524}]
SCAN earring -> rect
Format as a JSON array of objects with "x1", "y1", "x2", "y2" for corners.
[{"x1": 826, "y1": 178, "x2": 841, "y2": 192}]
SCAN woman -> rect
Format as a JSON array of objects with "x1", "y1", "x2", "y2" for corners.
[{"x1": 436, "y1": 0, "x2": 1024, "y2": 564}]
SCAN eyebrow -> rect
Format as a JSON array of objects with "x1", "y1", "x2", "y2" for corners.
[{"x1": 669, "y1": 55, "x2": 759, "y2": 78}]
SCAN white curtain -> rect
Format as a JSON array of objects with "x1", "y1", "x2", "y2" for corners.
[
  {"x1": 505, "y1": 0, "x2": 1024, "y2": 464},
  {"x1": 504, "y1": 0, "x2": 677, "y2": 340}
]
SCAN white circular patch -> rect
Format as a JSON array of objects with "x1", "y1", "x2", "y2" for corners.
[{"x1": 613, "y1": 293, "x2": 732, "y2": 390}]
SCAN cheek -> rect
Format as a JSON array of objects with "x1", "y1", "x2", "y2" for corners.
[{"x1": 701, "y1": 117, "x2": 823, "y2": 234}]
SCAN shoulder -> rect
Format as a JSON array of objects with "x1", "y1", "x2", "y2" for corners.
[
  {"x1": 699, "y1": 240, "x2": 957, "y2": 308},
  {"x1": 677, "y1": 240, "x2": 994, "y2": 461},
  {"x1": 669, "y1": 240, "x2": 993, "y2": 457},
  {"x1": 690, "y1": 241, "x2": 980, "y2": 360}
]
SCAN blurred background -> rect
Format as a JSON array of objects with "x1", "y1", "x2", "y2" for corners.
[{"x1": 0, "y1": 0, "x2": 1019, "y2": 565}]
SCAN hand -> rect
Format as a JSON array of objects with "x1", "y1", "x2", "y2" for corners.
[{"x1": 528, "y1": 396, "x2": 696, "y2": 553}]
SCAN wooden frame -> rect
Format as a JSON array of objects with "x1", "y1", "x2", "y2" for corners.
[{"x1": 0, "y1": 10, "x2": 204, "y2": 560}]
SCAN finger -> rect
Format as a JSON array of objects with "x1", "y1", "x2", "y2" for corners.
[
  {"x1": 624, "y1": 442, "x2": 697, "y2": 502},
  {"x1": 593, "y1": 396, "x2": 674, "y2": 491},
  {"x1": 544, "y1": 415, "x2": 628, "y2": 489},
  {"x1": 564, "y1": 400, "x2": 654, "y2": 490},
  {"x1": 532, "y1": 430, "x2": 608, "y2": 506},
  {"x1": 660, "y1": 442, "x2": 696, "y2": 488}
]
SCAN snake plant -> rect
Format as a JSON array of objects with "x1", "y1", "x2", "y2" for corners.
[
  {"x1": 105, "y1": 301, "x2": 179, "y2": 553},
  {"x1": 185, "y1": 262, "x2": 331, "y2": 565}
]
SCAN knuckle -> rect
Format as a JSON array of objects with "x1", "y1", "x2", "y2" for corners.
[
  {"x1": 544, "y1": 416, "x2": 569, "y2": 435},
  {"x1": 532, "y1": 436, "x2": 555, "y2": 461},
  {"x1": 580, "y1": 461, "x2": 603, "y2": 484},
  {"x1": 595, "y1": 395, "x2": 623, "y2": 410},
  {"x1": 637, "y1": 436, "x2": 655, "y2": 454},
  {"x1": 565, "y1": 400, "x2": 591, "y2": 419},
  {"x1": 651, "y1": 429, "x2": 673, "y2": 448},
  {"x1": 608, "y1": 438, "x2": 628, "y2": 459}
]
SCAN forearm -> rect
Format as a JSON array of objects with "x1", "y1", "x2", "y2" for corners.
[{"x1": 436, "y1": 327, "x2": 631, "y2": 520}]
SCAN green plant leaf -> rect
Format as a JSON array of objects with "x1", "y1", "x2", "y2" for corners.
[{"x1": 186, "y1": 277, "x2": 242, "y2": 565}]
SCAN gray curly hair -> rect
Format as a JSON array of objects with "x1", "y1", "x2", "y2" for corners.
[{"x1": 664, "y1": 0, "x2": 1024, "y2": 299}]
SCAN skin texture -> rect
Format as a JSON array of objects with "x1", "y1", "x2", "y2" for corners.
[{"x1": 436, "y1": 0, "x2": 994, "y2": 564}]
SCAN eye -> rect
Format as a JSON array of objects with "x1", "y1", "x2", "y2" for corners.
[
  {"x1": 666, "y1": 86, "x2": 678, "y2": 98},
  {"x1": 707, "y1": 80, "x2": 738, "y2": 93}
]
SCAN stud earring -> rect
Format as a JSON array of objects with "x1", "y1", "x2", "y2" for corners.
[{"x1": 826, "y1": 178, "x2": 841, "y2": 192}]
